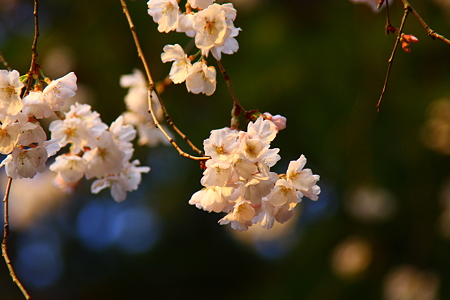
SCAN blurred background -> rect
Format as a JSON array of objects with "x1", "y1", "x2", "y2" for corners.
[{"x1": 0, "y1": 0, "x2": 450, "y2": 299}]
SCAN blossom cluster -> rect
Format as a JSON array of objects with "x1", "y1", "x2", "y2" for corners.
[
  {"x1": 0, "y1": 69, "x2": 71, "y2": 179},
  {"x1": 0, "y1": 69, "x2": 149, "y2": 202},
  {"x1": 147, "y1": 0, "x2": 240, "y2": 96},
  {"x1": 49, "y1": 103, "x2": 150, "y2": 202},
  {"x1": 189, "y1": 117, "x2": 320, "y2": 231}
]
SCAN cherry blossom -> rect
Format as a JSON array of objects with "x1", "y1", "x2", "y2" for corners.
[
  {"x1": 188, "y1": 0, "x2": 216, "y2": 9},
  {"x1": 120, "y1": 69, "x2": 170, "y2": 147},
  {"x1": 192, "y1": 3, "x2": 232, "y2": 57},
  {"x1": 0, "y1": 70, "x2": 24, "y2": 115},
  {"x1": 49, "y1": 154, "x2": 87, "y2": 182},
  {"x1": 189, "y1": 117, "x2": 321, "y2": 231},
  {"x1": 147, "y1": 0, "x2": 180, "y2": 33},
  {"x1": 185, "y1": 61, "x2": 216, "y2": 96},
  {"x1": 161, "y1": 44, "x2": 192, "y2": 84}
]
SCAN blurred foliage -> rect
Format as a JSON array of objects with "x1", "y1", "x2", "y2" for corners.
[{"x1": 1, "y1": 0, "x2": 450, "y2": 299}]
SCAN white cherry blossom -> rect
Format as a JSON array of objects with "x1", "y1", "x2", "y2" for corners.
[
  {"x1": 147, "y1": 0, "x2": 180, "y2": 33},
  {"x1": 188, "y1": 0, "x2": 216, "y2": 9},
  {"x1": 192, "y1": 4, "x2": 230, "y2": 57},
  {"x1": 185, "y1": 61, "x2": 216, "y2": 96},
  {"x1": 177, "y1": 13, "x2": 196, "y2": 37},
  {"x1": 286, "y1": 155, "x2": 321, "y2": 200},
  {"x1": 189, "y1": 117, "x2": 320, "y2": 231},
  {"x1": 161, "y1": 44, "x2": 192, "y2": 84},
  {"x1": 83, "y1": 131, "x2": 127, "y2": 179},
  {"x1": 218, "y1": 199, "x2": 255, "y2": 231},
  {"x1": 0, "y1": 70, "x2": 24, "y2": 115},
  {"x1": 91, "y1": 160, "x2": 150, "y2": 202},
  {"x1": 0, "y1": 122, "x2": 21, "y2": 154},
  {"x1": 49, "y1": 154, "x2": 87, "y2": 182}
]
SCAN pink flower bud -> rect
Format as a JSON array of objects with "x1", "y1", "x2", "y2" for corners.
[
  {"x1": 402, "y1": 34, "x2": 419, "y2": 44},
  {"x1": 400, "y1": 33, "x2": 419, "y2": 53},
  {"x1": 272, "y1": 115, "x2": 287, "y2": 131}
]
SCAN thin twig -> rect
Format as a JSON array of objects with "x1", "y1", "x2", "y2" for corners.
[
  {"x1": 25, "y1": 0, "x2": 40, "y2": 96},
  {"x1": 376, "y1": 6, "x2": 410, "y2": 112},
  {"x1": 215, "y1": 59, "x2": 249, "y2": 129},
  {"x1": 120, "y1": 0, "x2": 207, "y2": 161},
  {"x1": 0, "y1": 50, "x2": 12, "y2": 71},
  {"x1": 2, "y1": 178, "x2": 31, "y2": 299},
  {"x1": 402, "y1": 0, "x2": 450, "y2": 45},
  {"x1": 384, "y1": 0, "x2": 392, "y2": 33},
  {"x1": 215, "y1": 59, "x2": 246, "y2": 115}
]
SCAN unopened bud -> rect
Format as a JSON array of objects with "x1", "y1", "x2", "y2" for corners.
[
  {"x1": 400, "y1": 33, "x2": 419, "y2": 53},
  {"x1": 263, "y1": 112, "x2": 287, "y2": 131},
  {"x1": 402, "y1": 33, "x2": 419, "y2": 44}
]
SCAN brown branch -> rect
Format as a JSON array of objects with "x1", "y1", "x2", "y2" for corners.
[
  {"x1": 2, "y1": 178, "x2": 31, "y2": 299},
  {"x1": 25, "y1": 0, "x2": 40, "y2": 96},
  {"x1": 402, "y1": 0, "x2": 450, "y2": 45},
  {"x1": 376, "y1": 6, "x2": 410, "y2": 112},
  {"x1": 215, "y1": 59, "x2": 246, "y2": 115},
  {"x1": 119, "y1": 0, "x2": 207, "y2": 161},
  {"x1": 215, "y1": 59, "x2": 249, "y2": 129},
  {"x1": 0, "y1": 50, "x2": 12, "y2": 71}
]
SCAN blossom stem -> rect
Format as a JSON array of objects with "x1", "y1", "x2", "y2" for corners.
[
  {"x1": 26, "y1": 0, "x2": 40, "y2": 97},
  {"x1": 2, "y1": 178, "x2": 31, "y2": 299},
  {"x1": 120, "y1": 0, "x2": 207, "y2": 160},
  {"x1": 215, "y1": 59, "x2": 247, "y2": 127}
]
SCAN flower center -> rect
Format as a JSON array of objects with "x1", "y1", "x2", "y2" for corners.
[
  {"x1": 3, "y1": 84, "x2": 17, "y2": 99},
  {"x1": 204, "y1": 19, "x2": 216, "y2": 35}
]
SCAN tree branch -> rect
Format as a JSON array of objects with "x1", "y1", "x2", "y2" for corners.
[
  {"x1": 402, "y1": 0, "x2": 450, "y2": 45},
  {"x1": 2, "y1": 178, "x2": 30, "y2": 299},
  {"x1": 0, "y1": 50, "x2": 12, "y2": 71},
  {"x1": 377, "y1": 6, "x2": 410, "y2": 111},
  {"x1": 120, "y1": 0, "x2": 206, "y2": 159}
]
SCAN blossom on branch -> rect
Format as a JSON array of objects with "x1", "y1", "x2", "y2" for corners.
[
  {"x1": 147, "y1": 0, "x2": 180, "y2": 33},
  {"x1": 120, "y1": 69, "x2": 171, "y2": 147},
  {"x1": 189, "y1": 117, "x2": 320, "y2": 231},
  {"x1": 161, "y1": 44, "x2": 192, "y2": 84},
  {"x1": 188, "y1": 0, "x2": 216, "y2": 9},
  {"x1": 0, "y1": 70, "x2": 24, "y2": 115},
  {"x1": 185, "y1": 61, "x2": 216, "y2": 96},
  {"x1": 192, "y1": 3, "x2": 239, "y2": 58}
]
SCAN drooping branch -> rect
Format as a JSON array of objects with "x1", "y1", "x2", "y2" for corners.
[
  {"x1": 2, "y1": 178, "x2": 30, "y2": 300},
  {"x1": 120, "y1": 0, "x2": 206, "y2": 159}
]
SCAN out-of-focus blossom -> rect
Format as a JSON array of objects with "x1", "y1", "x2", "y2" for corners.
[
  {"x1": 422, "y1": 98, "x2": 450, "y2": 155},
  {"x1": 383, "y1": 265, "x2": 440, "y2": 300},
  {"x1": 331, "y1": 236, "x2": 372, "y2": 280},
  {"x1": 120, "y1": 69, "x2": 169, "y2": 147},
  {"x1": 1, "y1": 171, "x2": 67, "y2": 230},
  {"x1": 345, "y1": 185, "x2": 397, "y2": 222}
]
